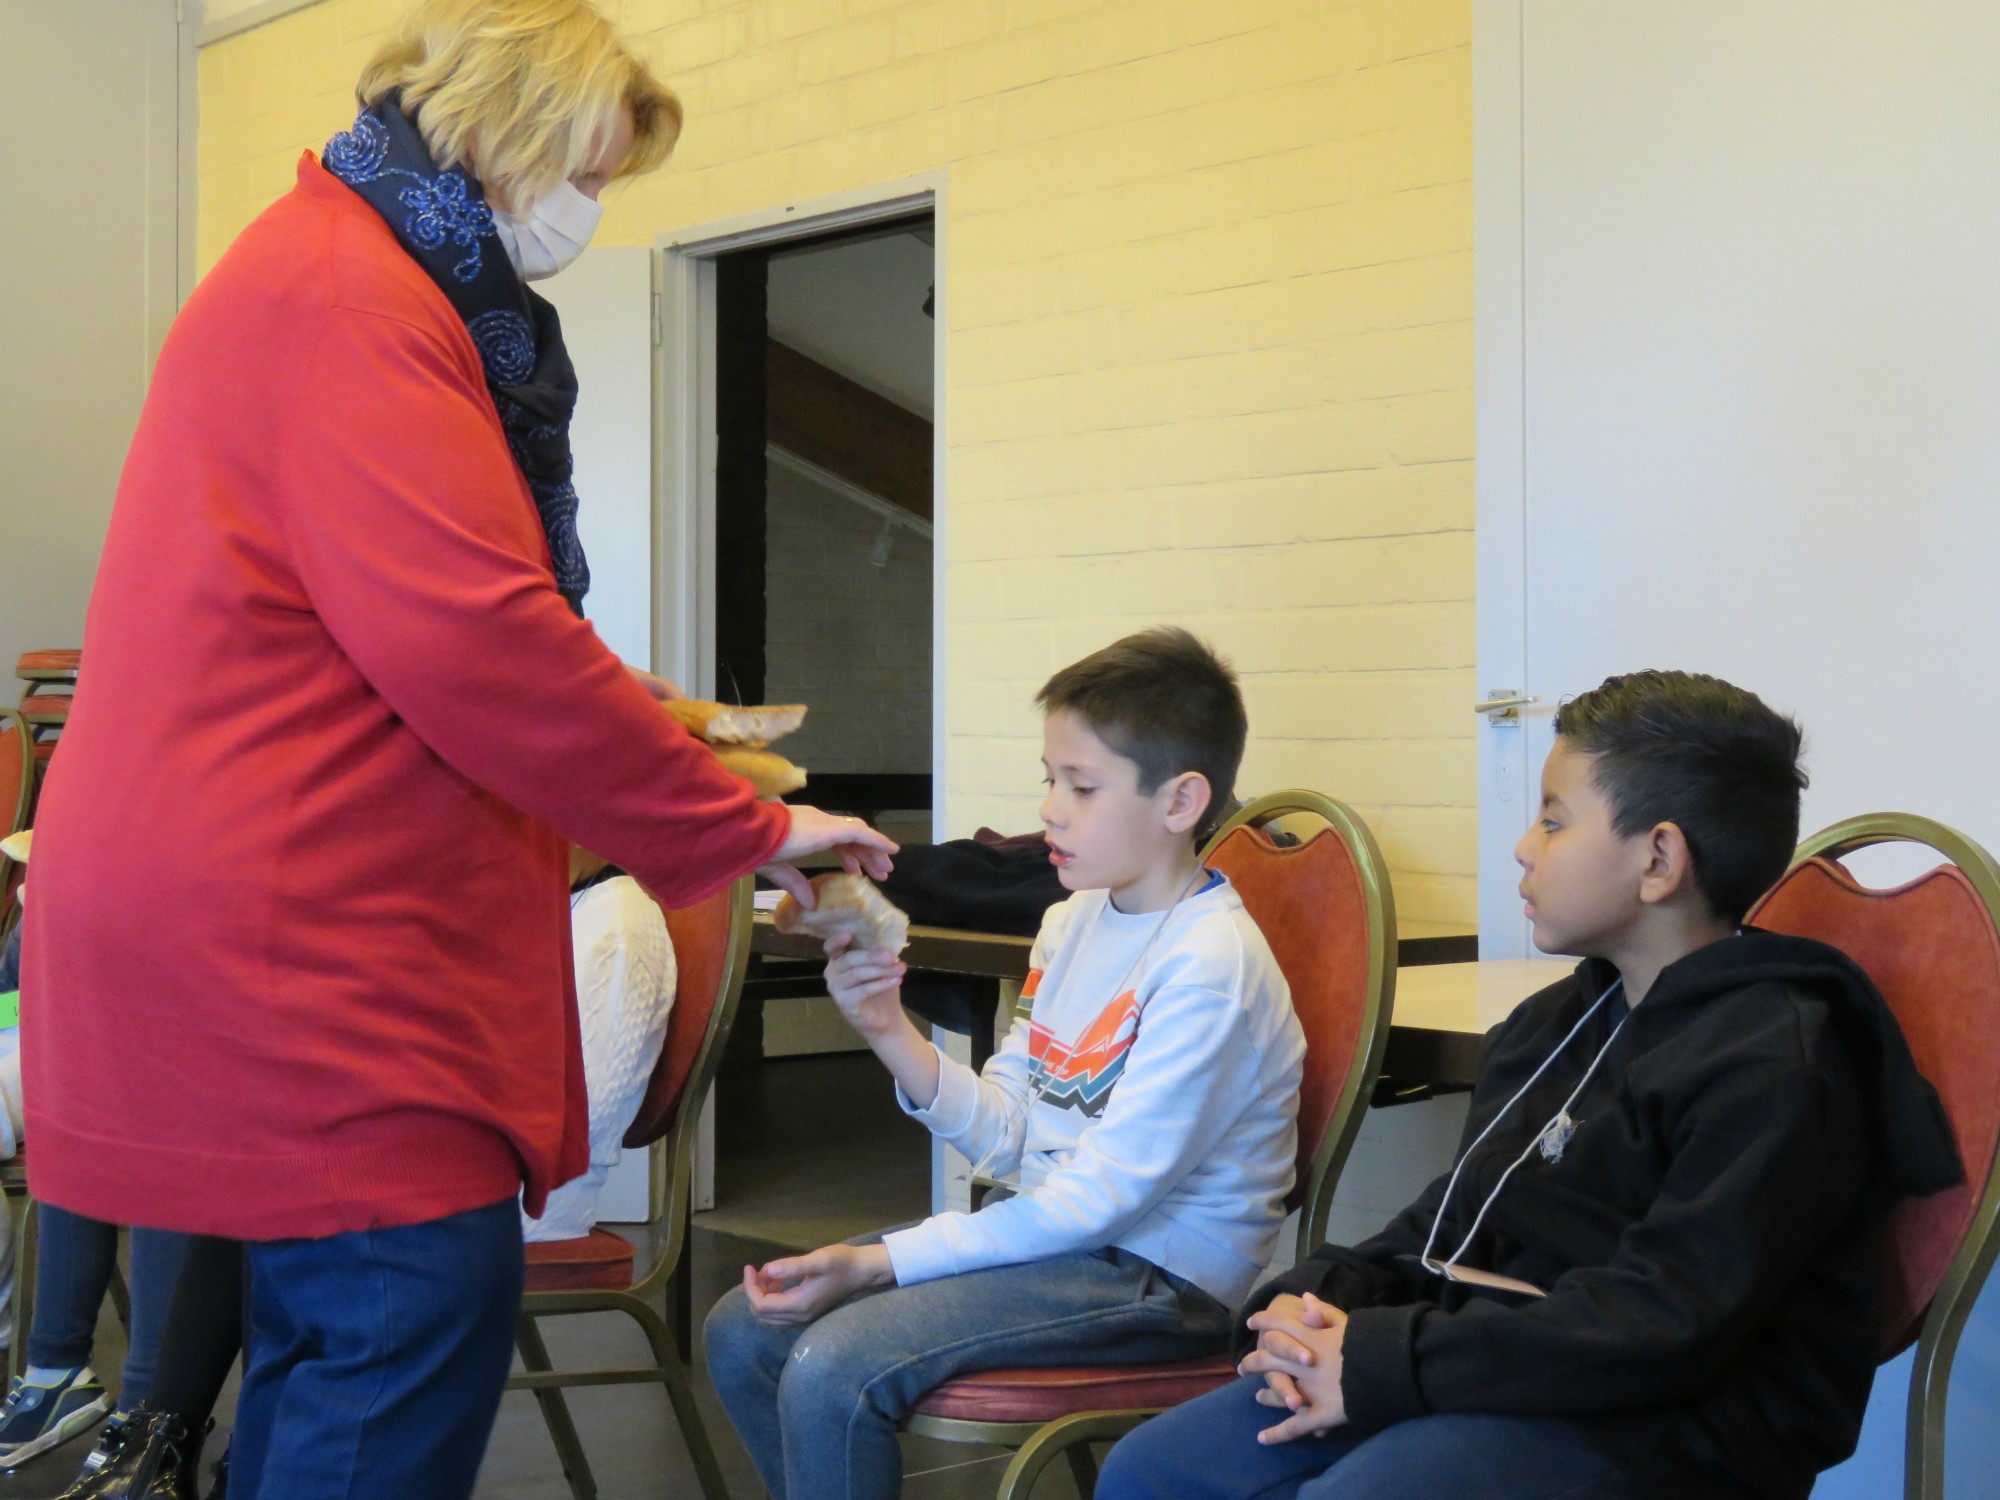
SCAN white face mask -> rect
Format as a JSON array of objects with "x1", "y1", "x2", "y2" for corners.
[{"x1": 491, "y1": 180, "x2": 603, "y2": 281}]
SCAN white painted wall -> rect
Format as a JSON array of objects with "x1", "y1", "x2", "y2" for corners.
[
  {"x1": 0, "y1": 0, "x2": 182, "y2": 686},
  {"x1": 763, "y1": 456, "x2": 933, "y2": 777},
  {"x1": 1475, "y1": 3, "x2": 2000, "y2": 1492}
]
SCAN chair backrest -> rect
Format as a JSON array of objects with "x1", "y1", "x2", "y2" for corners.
[
  {"x1": 0, "y1": 709, "x2": 33, "y2": 936},
  {"x1": 619, "y1": 875, "x2": 753, "y2": 1259},
  {"x1": 1745, "y1": 813, "x2": 2000, "y2": 1500},
  {"x1": 1200, "y1": 790, "x2": 1397, "y2": 1255}
]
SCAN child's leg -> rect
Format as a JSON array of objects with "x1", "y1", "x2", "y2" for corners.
[
  {"x1": 1100, "y1": 1388, "x2": 1644, "y2": 1500},
  {"x1": 707, "y1": 1245, "x2": 1229, "y2": 1500},
  {"x1": 1298, "y1": 1412, "x2": 1641, "y2": 1500},
  {"x1": 703, "y1": 1275, "x2": 846, "y2": 1496},
  {"x1": 115, "y1": 1228, "x2": 190, "y2": 1410},
  {"x1": 143, "y1": 1235, "x2": 247, "y2": 1427},
  {"x1": 23, "y1": 1204, "x2": 117, "y2": 1374},
  {"x1": 1097, "y1": 1375, "x2": 1365, "y2": 1500}
]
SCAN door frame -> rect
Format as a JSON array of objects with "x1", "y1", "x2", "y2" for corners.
[
  {"x1": 1473, "y1": 0, "x2": 1536, "y2": 958},
  {"x1": 653, "y1": 172, "x2": 949, "y2": 831},
  {"x1": 653, "y1": 174, "x2": 948, "y2": 1210}
]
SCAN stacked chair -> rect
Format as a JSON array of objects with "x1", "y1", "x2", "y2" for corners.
[{"x1": 15, "y1": 649, "x2": 77, "y2": 782}]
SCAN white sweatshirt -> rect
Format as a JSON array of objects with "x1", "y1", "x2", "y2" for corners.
[{"x1": 883, "y1": 871, "x2": 1304, "y2": 1307}]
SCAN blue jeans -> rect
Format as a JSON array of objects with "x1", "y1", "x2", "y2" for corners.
[
  {"x1": 228, "y1": 1198, "x2": 522, "y2": 1500},
  {"x1": 1096, "y1": 1374, "x2": 1644, "y2": 1500},
  {"x1": 704, "y1": 1234, "x2": 1232, "y2": 1500},
  {"x1": 26, "y1": 1204, "x2": 188, "y2": 1409}
]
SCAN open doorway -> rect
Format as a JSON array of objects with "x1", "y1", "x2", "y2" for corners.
[{"x1": 711, "y1": 217, "x2": 937, "y2": 855}]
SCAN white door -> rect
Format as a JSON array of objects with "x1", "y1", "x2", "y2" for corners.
[
  {"x1": 537, "y1": 245, "x2": 659, "y2": 1222},
  {"x1": 1476, "y1": 4, "x2": 2000, "y2": 1491},
  {"x1": 539, "y1": 246, "x2": 657, "y2": 671}
]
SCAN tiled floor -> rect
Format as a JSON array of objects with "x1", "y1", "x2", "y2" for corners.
[{"x1": 0, "y1": 1052, "x2": 1088, "y2": 1499}]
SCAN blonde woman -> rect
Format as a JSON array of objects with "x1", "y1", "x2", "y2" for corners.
[{"x1": 22, "y1": 3, "x2": 891, "y2": 1495}]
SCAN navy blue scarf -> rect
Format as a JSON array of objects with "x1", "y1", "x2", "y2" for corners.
[{"x1": 324, "y1": 98, "x2": 589, "y2": 611}]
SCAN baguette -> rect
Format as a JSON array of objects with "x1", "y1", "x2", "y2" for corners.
[
  {"x1": 713, "y1": 746, "x2": 807, "y2": 800},
  {"x1": 665, "y1": 699, "x2": 808, "y2": 748},
  {"x1": 772, "y1": 873, "x2": 910, "y2": 955},
  {"x1": 0, "y1": 830, "x2": 29, "y2": 864}
]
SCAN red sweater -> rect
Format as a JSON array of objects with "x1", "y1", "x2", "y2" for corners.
[{"x1": 21, "y1": 155, "x2": 789, "y2": 1240}]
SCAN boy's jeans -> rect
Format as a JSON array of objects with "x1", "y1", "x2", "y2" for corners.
[
  {"x1": 1096, "y1": 1375, "x2": 1645, "y2": 1500},
  {"x1": 704, "y1": 1231, "x2": 1232, "y2": 1500}
]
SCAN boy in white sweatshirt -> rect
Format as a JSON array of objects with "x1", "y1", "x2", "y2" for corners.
[{"x1": 706, "y1": 627, "x2": 1306, "y2": 1500}]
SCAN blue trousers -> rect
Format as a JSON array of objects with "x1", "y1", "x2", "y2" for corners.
[
  {"x1": 27, "y1": 1204, "x2": 188, "y2": 1409},
  {"x1": 704, "y1": 1235, "x2": 1232, "y2": 1500},
  {"x1": 228, "y1": 1198, "x2": 522, "y2": 1500},
  {"x1": 1096, "y1": 1374, "x2": 1644, "y2": 1500}
]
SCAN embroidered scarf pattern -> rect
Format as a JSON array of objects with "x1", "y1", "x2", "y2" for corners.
[{"x1": 324, "y1": 98, "x2": 590, "y2": 611}]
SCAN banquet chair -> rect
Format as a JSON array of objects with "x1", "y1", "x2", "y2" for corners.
[
  {"x1": 0, "y1": 707, "x2": 32, "y2": 938},
  {"x1": 1746, "y1": 813, "x2": 2000, "y2": 1500},
  {"x1": 508, "y1": 874, "x2": 753, "y2": 1500},
  {"x1": 902, "y1": 790, "x2": 1398, "y2": 1498}
]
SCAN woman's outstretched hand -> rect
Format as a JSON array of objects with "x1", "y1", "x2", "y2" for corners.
[
  {"x1": 626, "y1": 666, "x2": 685, "y2": 701},
  {"x1": 757, "y1": 806, "x2": 898, "y2": 905}
]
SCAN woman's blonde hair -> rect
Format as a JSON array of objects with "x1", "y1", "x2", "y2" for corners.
[{"x1": 358, "y1": 0, "x2": 681, "y2": 210}]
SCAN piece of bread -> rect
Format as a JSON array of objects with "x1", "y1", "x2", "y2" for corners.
[
  {"x1": 665, "y1": 700, "x2": 808, "y2": 747},
  {"x1": 0, "y1": 830, "x2": 29, "y2": 864},
  {"x1": 772, "y1": 873, "x2": 911, "y2": 955},
  {"x1": 713, "y1": 746, "x2": 807, "y2": 800}
]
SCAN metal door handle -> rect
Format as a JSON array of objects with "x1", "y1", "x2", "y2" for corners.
[{"x1": 1474, "y1": 692, "x2": 1539, "y2": 724}]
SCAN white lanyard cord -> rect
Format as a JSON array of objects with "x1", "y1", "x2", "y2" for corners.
[
  {"x1": 1419, "y1": 978, "x2": 1627, "y2": 1279},
  {"x1": 964, "y1": 869, "x2": 1205, "y2": 1183}
]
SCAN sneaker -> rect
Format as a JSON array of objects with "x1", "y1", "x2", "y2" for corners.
[{"x1": 0, "y1": 1367, "x2": 111, "y2": 1466}]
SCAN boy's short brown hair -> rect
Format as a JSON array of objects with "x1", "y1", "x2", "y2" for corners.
[{"x1": 1037, "y1": 627, "x2": 1247, "y2": 840}]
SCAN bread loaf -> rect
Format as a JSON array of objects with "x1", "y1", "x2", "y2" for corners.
[
  {"x1": 771, "y1": 873, "x2": 910, "y2": 955},
  {"x1": 665, "y1": 700, "x2": 808, "y2": 748},
  {"x1": 714, "y1": 746, "x2": 808, "y2": 800}
]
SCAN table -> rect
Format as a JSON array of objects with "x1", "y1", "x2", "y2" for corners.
[
  {"x1": 1382, "y1": 958, "x2": 1575, "y2": 1090},
  {"x1": 750, "y1": 913, "x2": 1528, "y2": 1088},
  {"x1": 746, "y1": 915, "x2": 1571, "y2": 1210}
]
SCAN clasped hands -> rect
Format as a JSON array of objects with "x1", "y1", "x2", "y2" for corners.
[
  {"x1": 742, "y1": 1242, "x2": 895, "y2": 1325},
  {"x1": 1238, "y1": 1292, "x2": 1349, "y2": 1444}
]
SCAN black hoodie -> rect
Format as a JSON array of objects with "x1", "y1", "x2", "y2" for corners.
[{"x1": 1241, "y1": 930, "x2": 1961, "y2": 1500}]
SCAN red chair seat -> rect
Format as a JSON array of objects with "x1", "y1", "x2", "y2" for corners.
[
  {"x1": 523, "y1": 1227, "x2": 636, "y2": 1293},
  {"x1": 910, "y1": 1354, "x2": 1237, "y2": 1423},
  {"x1": 15, "y1": 651, "x2": 79, "y2": 679}
]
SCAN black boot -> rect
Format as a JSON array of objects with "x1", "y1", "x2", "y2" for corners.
[
  {"x1": 55, "y1": 1408, "x2": 203, "y2": 1499},
  {"x1": 204, "y1": 1446, "x2": 228, "y2": 1500}
]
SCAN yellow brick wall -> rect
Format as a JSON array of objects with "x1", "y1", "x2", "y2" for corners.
[{"x1": 199, "y1": 0, "x2": 1477, "y2": 933}]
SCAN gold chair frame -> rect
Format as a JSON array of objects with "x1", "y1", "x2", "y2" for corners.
[
  {"x1": 508, "y1": 875, "x2": 753, "y2": 1500},
  {"x1": 903, "y1": 789, "x2": 1399, "y2": 1497}
]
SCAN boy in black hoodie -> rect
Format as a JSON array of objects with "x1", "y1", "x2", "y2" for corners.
[{"x1": 1098, "y1": 670, "x2": 1962, "y2": 1500}]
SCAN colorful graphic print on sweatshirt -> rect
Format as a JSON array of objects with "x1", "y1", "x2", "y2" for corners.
[{"x1": 1025, "y1": 969, "x2": 1142, "y2": 1119}]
